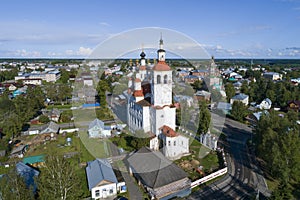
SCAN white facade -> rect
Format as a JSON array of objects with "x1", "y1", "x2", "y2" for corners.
[
  {"x1": 259, "y1": 98, "x2": 272, "y2": 110},
  {"x1": 161, "y1": 133, "x2": 189, "y2": 160},
  {"x1": 8, "y1": 84, "x2": 17, "y2": 91},
  {"x1": 23, "y1": 79, "x2": 42, "y2": 85},
  {"x1": 91, "y1": 183, "x2": 117, "y2": 199},
  {"x1": 150, "y1": 106, "x2": 176, "y2": 136},
  {"x1": 14, "y1": 70, "x2": 60, "y2": 83},
  {"x1": 151, "y1": 70, "x2": 173, "y2": 106},
  {"x1": 83, "y1": 78, "x2": 93, "y2": 86},
  {"x1": 45, "y1": 71, "x2": 60, "y2": 82},
  {"x1": 230, "y1": 93, "x2": 249, "y2": 106}
]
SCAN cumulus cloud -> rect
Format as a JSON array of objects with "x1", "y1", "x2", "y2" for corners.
[
  {"x1": 65, "y1": 47, "x2": 93, "y2": 57},
  {"x1": 1, "y1": 49, "x2": 41, "y2": 57}
]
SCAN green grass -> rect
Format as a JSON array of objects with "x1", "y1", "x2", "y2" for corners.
[
  {"x1": 200, "y1": 151, "x2": 219, "y2": 173},
  {"x1": 78, "y1": 130, "x2": 110, "y2": 159},
  {"x1": 46, "y1": 104, "x2": 72, "y2": 110}
]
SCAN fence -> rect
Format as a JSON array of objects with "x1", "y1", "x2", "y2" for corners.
[{"x1": 191, "y1": 167, "x2": 228, "y2": 188}]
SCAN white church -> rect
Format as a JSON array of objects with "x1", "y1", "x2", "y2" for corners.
[{"x1": 127, "y1": 37, "x2": 189, "y2": 160}]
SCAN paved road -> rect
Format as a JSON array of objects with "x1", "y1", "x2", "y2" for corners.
[{"x1": 186, "y1": 113, "x2": 269, "y2": 200}]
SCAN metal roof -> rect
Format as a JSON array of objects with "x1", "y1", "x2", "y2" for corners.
[
  {"x1": 127, "y1": 147, "x2": 188, "y2": 189},
  {"x1": 86, "y1": 159, "x2": 118, "y2": 190},
  {"x1": 88, "y1": 118, "x2": 104, "y2": 130}
]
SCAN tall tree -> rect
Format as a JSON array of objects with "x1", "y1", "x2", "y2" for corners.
[
  {"x1": 225, "y1": 83, "x2": 235, "y2": 102},
  {"x1": 37, "y1": 154, "x2": 82, "y2": 200},
  {"x1": 96, "y1": 80, "x2": 109, "y2": 107},
  {"x1": 197, "y1": 101, "x2": 211, "y2": 135},
  {"x1": 0, "y1": 169, "x2": 35, "y2": 200},
  {"x1": 230, "y1": 101, "x2": 248, "y2": 122},
  {"x1": 240, "y1": 80, "x2": 249, "y2": 94}
]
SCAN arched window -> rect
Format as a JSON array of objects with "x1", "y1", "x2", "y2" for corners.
[
  {"x1": 157, "y1": 75, "x2": 161, "y2": 84},
  {"x1": 164, "y1": 75, "x2": 168, "y2": 84}
]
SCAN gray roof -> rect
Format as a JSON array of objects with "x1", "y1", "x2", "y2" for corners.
[
  {"x1": 10, "y1": 144, "x2": 26, "y2": 155},
  {"x1": 217, "y1": 102, "x2": 232, "y2": 110},
  {"x1": 195, "y1": 90, "x2": 211, "y2": 97},
  {"x1": 89, "y1": 118, "x2": 104, "y2": 130},
  {"x1": 86, "y1": 159, "x2": 118, "y2": 190},
  {"x1": 40, "y1": 121, "x2": 60, "y2": 134},
  {"x1": 231, "y1": 93, "x2": 249, "y2": 100},
  {"x1": 127, "y1": 147, "x2": 188, "y2": 189}
]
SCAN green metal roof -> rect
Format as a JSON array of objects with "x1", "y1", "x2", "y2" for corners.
[{"x1": 23, "y1": 154, "x2": 45, "y2": 164}]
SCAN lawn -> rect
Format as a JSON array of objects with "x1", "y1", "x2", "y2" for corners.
[
  {"x1": 46, "y1": 104, "x2": 73, "y2": 110},
  {"x1": 175, "y1": 139, "x2": 220, "y2": 181},
  {"x1": 78, "y1": 130, "x2": 110, "y2": 159}
]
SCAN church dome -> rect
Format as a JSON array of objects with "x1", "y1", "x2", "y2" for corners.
[
  {"x1": 140, "y1": 51, "x2": 146, "y2": 58},
  {"x1": 153, "y1": 61, "x2": 171, "y2": 71}
]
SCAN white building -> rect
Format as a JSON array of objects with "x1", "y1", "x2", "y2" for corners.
[
  {"x1": 259, "y1": 98, "x2": 272, "y2": 110},
  {"x1": 15, "y1": 70, "x2": 60, "y2": 83},
  {"x1": 263, "y1": 72, "x2": 282, "y2": 80},
  {"x1": 22, "y1": 79, "x2": 42, "y2": 85},
  {"x1": 127, "y1": 37, "x2": 189, "y2": 160},
  {"x1": 45, "y1": 70, "x2": 61, "y2": 82},
  {"x1": 230, "y1": 93, "x2": 249, "y2": 106},
  {"x1": 88, "y1": 118, "x2": 111, "y2": 138},
  {"x1": 86, "y1": 159, "x2": 126, "y2": 199}
]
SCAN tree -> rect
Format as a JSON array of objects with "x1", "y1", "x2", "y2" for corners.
[
  {"x1": 59, "y1": 110, "x2": 73, "y2": 123},
  {"x1": 191, "y1": 80, "x2": 203, "y2": 91},
  {"x1": 130, "y1": 130, "x2": 151, "y2": 150},
  {"x1": 37, "y1": 154, "x2": 82, "y2": 200},
  {"x1": 230, "y1": 101, "x2": 248, "y2": 122},
  {"x1": 254, "y1": 110, "x2": 300, "y2": 198},
  {"x1": 57, "y1": 84, "x2": 72, "y2": 104},
  {"x1": 59, "y1": 69, "x2": 70, "y2": 84},
  {"x1": 225, "y1": 83, "x2": 235, "y2": 102},
  {"x1": 240, "y1": 80, "x2": 249, "y2": 94},
  {"x1": 39, "y1": 115, "x2": 50, "y2": 124},
  {"x1": 0, "y1": 169, "x2": 35, "y2": 200},
  {"x1": 271, "y1": 181, "x2": 294, "y2": 200},
  {"x1": 197, "y1": 101, "x2": 211, "y2": 135},
  {"x1": 97, "y1": 80, "x2": 110, "y2": 107}
]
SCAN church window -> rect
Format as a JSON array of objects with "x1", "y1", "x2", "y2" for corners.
[
  {"x1": 168, "y1": 141, "x2": 171, "y2": 146},
  {"x1": 164, "y1": 75, "x2": 168, "y2": 84},
  {"x1": 174, "y1": 141, "x2": 176, "y2": 146},
  {"x1": 157, "y1": 75, "x2": 161, "y2": 84},
  {"x1": 95, "y1": 190, "x2": 100, "y2": 197}
]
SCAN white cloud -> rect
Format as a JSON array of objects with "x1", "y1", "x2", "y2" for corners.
[
  {"x1": 65, "y1": 47, "x2": 93, "y2": 57},
  {"x1": 9, "y1": 49, "x2": 41, "y2": 57},
  {"x1": 99, "y1": 22, "x2": 110, "y2": 26},
  {"x1": 77, "y1": 47, "x2": 93, "y2": 56}
]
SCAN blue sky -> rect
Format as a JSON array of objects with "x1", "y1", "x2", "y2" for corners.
[{"x1": 1, "y1": 0, "x2": 300, "y2": 58}]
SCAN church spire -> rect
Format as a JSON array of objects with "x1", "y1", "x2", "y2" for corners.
[
  {"x1": 159, "y1": 32, "x2": 164, "y2": 49},
  {"x1": 157, "y1": 33, "x2": 166, "y2": 62}
]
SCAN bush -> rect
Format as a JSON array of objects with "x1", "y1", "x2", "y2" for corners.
[{"x1": 39, "y1": 115, "x2": 50, "y2": 124}]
